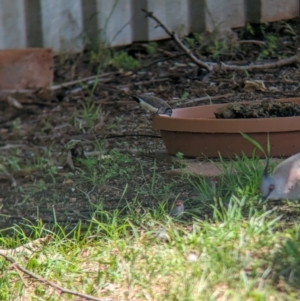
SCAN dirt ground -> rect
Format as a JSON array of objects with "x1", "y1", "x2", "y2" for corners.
[{"x1": 1, "y1": 18, "x2": 300, "y2": 230}]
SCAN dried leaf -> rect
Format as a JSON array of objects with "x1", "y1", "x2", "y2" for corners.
[
  {"x1": 7, "y1": 95, "x2": 23, "y2": 109},
  {"x1": 64, "y1": 178, "x2": 74, "y2": 184},
  {"x1": 243, "y1": 80, "x2": 267, "y2": 92},
  {"x1": 269, "y1": 86, "x2": 280, "y2": 92},
  {"x1": 0, "y1": 235, "x2": 52, "y2": 256}
]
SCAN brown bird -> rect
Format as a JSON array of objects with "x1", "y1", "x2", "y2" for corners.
[
  {"x1": 260, "y1": 153, "x2": 300, "y2": 201},
  {"x1": 169, "y1": 200, "x2": 184, "y2": 217},
  {"x1": 131, "y1": 94, "x2": 172, "y2": 116}
]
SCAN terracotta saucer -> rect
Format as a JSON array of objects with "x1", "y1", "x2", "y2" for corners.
[{"x1": 153, "y1": 98, "x2": 300, "y2": 158}]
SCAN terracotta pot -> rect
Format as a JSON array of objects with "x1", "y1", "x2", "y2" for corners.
[{"x1": 152, "y1": 97, "x2": 300, "y2": 158}]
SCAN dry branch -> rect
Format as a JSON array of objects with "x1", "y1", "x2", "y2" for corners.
[
  {"x1": 238, "y1": 40, "x2": 265, "y2": 46},
  {"x1": 0, "y1": 252, "x2": 116, "y2": 301},
  {"x1": 50, "y1": 71, "x2": 120, "y2": 90},
  {"x1": 185, "y1": 93, "x2": 234, "y2": 104},
  {"x1": 142, "y1": 9, "x2": 213, "y2": 71},
  {"x1": 220, "y1": 54, "x2": 300, "y2": 71},
  {"x1": 142, "y1": 9, "x2": 300, "y2": 72},
  {"x1": 119, "y1": 77, "x2": 170, "y2": 89}
]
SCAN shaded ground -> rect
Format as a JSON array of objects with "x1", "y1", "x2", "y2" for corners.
[{"x1": 1, "y1": 18, "x2": 300, "y2": 229}]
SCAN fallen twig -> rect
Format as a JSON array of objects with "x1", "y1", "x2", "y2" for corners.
[
  {"x1": 185, "y1": 93, "x2": 234, "y2": 105},
  {"x1": 10, "y1": 263, "x2": 29, "y2": 288},
  {"x1": 35, "y1": 133, "x2": 162, "y2": 141},
  {"x1": 0, "y1": 252, "x2": 114, "y2": 301},
  {"x1": 100, "y1": 100, "x2": 134, "y2": 105},
  {"x1": 105, "y1": 134, "x2": 161, "y2": 139},
  {"x1": 50, "y1": 71, "x2": 120, "y2": 90},
  {"x1": 130, "y1": 77, "x2": 171, "y2": 86},
  {"x1": 142, "y1": 9, "x2": 300, "y2": 72},
  {"x1": 0, "y1": 144, "x2": 28, "y2": 150},
  {"x1": 238, "y1": 40, "x2": 266, "y2": 46},
  {"x1": 102, "y1": 93, "x2": 234, "y2": 107},
  {"x1": 221, "y1": 55, "x2": 300, "y2": 71},
  {"x1": 74, "y1": 133, "x2": 162, "y2": 140},
  {"x1": 119, "y1": 77, "x2": 170, "y2": 89}
]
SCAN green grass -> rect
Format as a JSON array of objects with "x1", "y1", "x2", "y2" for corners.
[
  {"x1": 1, "y1": 152, "x2": 300, "y2": 300},
  {"x1": 110, "y1": 51, "x2": 140, "y2": 70},
  {"x1": 145, "y1": 41, "x2": 158, "y2": 55},
  {"x1": 0, "y1": 198, "x2": 299, "y2": 300},
  {"x1": 3, "y1": 17, "x2": 300, "y2": 300}
]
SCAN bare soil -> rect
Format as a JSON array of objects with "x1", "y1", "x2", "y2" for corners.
[{"x1": 1, "y1": 18, "x2": 300, "y2": 230}]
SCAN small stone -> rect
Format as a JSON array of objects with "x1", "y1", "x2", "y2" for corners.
[
  {"x1": 155, "y1": 151, "x2": 172, "y2": 164},
  {"x1": 187, "y1": 252, "x2": 198, "y2": 262},
  {"x1": 168, "y1": 161, "x2": 224, "y2": 180}
]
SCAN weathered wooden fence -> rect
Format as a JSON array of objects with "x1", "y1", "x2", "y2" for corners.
[{"x1": 0, "y1": 0, "x2": 299, "y2": 54}]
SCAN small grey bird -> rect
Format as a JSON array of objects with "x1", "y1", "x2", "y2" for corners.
[
  {"x1": 260, "y1": 153, "x2": 300, "y2": 201},
  {"x1": 169, "y1": 200, "x2": 184, "y2": 217},
  {"x1": 131, "y1": 94, "x2": 172, "y2": 116}
]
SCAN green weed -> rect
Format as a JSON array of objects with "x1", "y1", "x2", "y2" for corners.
[
  {"x1": 76, "y1": 148, "x2": 135, "y2": 185},
  {"x1": 146, "y1": 41, "x2": 158, "y2": 55},
  {"x1": 0, "y1": 190, "x2": 298, "y2": 300},
  {"x1": 258, "y1": 34, "x2": 278, "y2": 59},
  {"x1": 110, "y1": 51, "x2": 140, "y2": 70}
]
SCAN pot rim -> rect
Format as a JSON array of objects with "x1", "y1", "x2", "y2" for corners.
[{"x1": 153, "y1": 97, "x2": 300, "y2": 133}]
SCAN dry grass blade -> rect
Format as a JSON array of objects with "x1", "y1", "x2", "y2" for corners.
[
  {"x1": 184, "y1": 93, "x2": 234, "y2": 104},
  {"x1": 50, "y1": 71, "x2": 120, "y2": 90},
  {"x1": 0, "y1": 252, "x2": 117, "y2": 301}
]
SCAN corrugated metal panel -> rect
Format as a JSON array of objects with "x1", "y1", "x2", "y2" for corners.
[
  {"x1": 0, "y1": 0, "x2": 26, "y2": 49},
  {"x1": 94, "y1": 0, "x2": 134, "y2": 46},
  {"x1": 246, "y1": 0, "x2": 299, "y2": 23},
  {"x1": 41, "y1": 0, "x2": 83, "y2": 52},
  {"x1": 260, "y1": 0, "x2": 299, "y2": 23},
  {"x1": 204, "y1": 0, "x2": 246, "y2": 31},
  {"x1": 0, "y1": 0, "x2": 298, "y2": 54}
]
